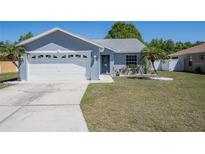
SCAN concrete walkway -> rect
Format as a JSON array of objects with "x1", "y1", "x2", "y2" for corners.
[
  {"x1": 0, "y1": 82, "x2": 89, "y2": 132},
  {"x1": 90, "y1": 75, "x2": 114, "y2": 83}
]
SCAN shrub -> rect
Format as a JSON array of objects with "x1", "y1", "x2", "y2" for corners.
[
  {"x1": 120, "y1": 66, "x2": 129, "y2": 75},
  {"x1": 195, "y1": 67, "x2": 202, "y2": 74},
  {"x1": 128, "y1": 64, "x2": 137, "y2": 74}
]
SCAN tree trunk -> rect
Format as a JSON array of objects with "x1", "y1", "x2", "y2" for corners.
[
  {"x1": 12, "y1": 61, "x2": 18, "y2": 68},
  {"x1": 144, "y1": 62, "x2": 147, "y2": 74},
  {"x1": 151, "y1": 61, "x2": 158, "y2": 75},
  {"x1": 12, "y1": 60, "x2": 20, "y2": 81}
]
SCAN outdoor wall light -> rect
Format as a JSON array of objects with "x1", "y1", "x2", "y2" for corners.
[{"x1": 94, "y1": 55, "x2": 98, "y2": 61}]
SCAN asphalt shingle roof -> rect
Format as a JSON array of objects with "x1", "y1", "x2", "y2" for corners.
[
  {"x1": 171, "y1": 43, "x2": 205, "y2": 56},
  {"x1": 93, "y1": 39, "x2": 145, "y2": 53},
  {"x1": 16, "y1": 27, "x2": 146, "y2": 53}
]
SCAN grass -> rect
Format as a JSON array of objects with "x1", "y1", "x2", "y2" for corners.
[
  {"x1": 0, "y1": 72, "x2": 18, "y2": 89},
  {"x1": 81, "y1": 71, "x2": 205, "y2": 131}
]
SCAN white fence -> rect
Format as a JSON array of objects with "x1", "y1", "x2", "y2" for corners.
[{"x1": 154, "y1": 58, "x2": 184, "y2": 71}]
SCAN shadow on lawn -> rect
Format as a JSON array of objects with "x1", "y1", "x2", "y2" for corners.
[
  {"x1": 125, "y1": 76, "x2": 151, "y2": 80},
  {"x1": 0, "y1": 77, "x2": 18, "y2": 83}
]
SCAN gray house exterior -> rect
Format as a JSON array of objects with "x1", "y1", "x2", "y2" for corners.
[
  {"x1": 17, "y1": 28, "x2": 145, "y2": 81},
  {"x1": 94, "y1": 39, "x2": 145, "y2": 76}
]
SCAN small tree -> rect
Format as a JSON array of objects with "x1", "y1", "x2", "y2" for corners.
[
  {"x1": 1, "y1": 43, "x2": 25, "y2": 80},
  {"x1": 105, "y1": 22, "x2": 143, "y2": 42},
  {"x1": 2, "y1": 43, "x2": 25, "y2": 68},
  {"x1": 141, "y1": 46, "x2": 168, "y2": 74},
  {"x1": 0, "y1": 32, "x2": 33, "y2": 79},
  {"x1": 140, "y1": 52, "x2": 149, "y2": 74},
  {"x1": 2, "y1": 32, "x2": 33, "y2": 67},
  {"x1": 0, "y1": 41, "x2": 5, "y2": 50},
  {"x1": 18, "y1": 32, "x2": 33, "y2": 43}
]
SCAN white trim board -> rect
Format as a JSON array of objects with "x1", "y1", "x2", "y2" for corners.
[
  {"x1": 17, "y1": 27, "x2": 104, "y2": 49},
  {"x1": 26, "y1": 50, "x2": 92, "y2": 54}
]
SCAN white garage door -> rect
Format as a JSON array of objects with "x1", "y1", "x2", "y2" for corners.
[{"x1": 28, "y1": 52, "x2": 91, "y2": 81}]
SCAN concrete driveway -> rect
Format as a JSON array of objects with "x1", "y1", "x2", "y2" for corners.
[{"x1": 0, "y1": 81, "x2": 89, "y2": 132}]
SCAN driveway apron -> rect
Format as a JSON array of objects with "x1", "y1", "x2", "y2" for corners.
[{"x1": 0, "y1": 82, "x2": 88, "y2": 132}]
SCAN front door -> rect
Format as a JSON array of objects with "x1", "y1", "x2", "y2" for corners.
[{"x1": 101, "y1": 55, "x2": 110, "y2": 74}]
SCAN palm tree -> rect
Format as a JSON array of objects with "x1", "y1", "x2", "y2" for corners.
[
  {"x1": 0, "y1": 41, "x2": 7, "y2": 59},
  {"x1": 1, "y1": 43, "x2": 25, "y2": 68},
  {"x1": 0, "y1": 41, "x2": 5, "y2": 52},
  {"x1": 1, "y1": 43, "x2": 25, "y2": 80},
  {"x1": 1, "y1": 32, "x2": 33, "y2": 68},
  {"x1": 18, "y1": 32, "x2": 33, "y2": 43},
  {"x1": 141, "y1": 46, "x2": 168, "y2": 74}
]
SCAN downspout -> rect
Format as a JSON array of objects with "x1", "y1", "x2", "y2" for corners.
[{"x1": 26, "y1": 53, "x2": 29, "y2": 81}]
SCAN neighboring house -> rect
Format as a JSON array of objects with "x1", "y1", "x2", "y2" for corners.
[
  {"x1": 170, "y1": 43, "x2": 205, "y2": 73},
  {"x1": 154, "y1": 43, "x2": 205, "y2": 73},
  {"x1": 17, "y1": 27, "x2": 145, "y2": 81}
]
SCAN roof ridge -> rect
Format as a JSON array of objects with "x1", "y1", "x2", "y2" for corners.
[
  {"x1": 171, "y1": 42, "x2": 205, "y2": 56},
  {"x1": 178, "y1": 42, "x2": 205, "y2": 52},
  {"x1": 16, "y1": 27, "x2": 104, "y2": 49},
  {"x1": 93, "y1": 38, "x2": 140, "y2": 40}
]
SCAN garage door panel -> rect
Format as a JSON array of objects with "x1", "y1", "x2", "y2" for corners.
[
  {"x1": 30, "y1": 64, "x2": 86, "y2": 72},
  {"x1": 30, "y1": 74, "x2": 87, "y2": 80},
  {"x1": 30, "y1": 59, "x2": 88, "y2": 65},
  {"x1": 28, "y1": 53, "x2": 91, "y2": 81}
]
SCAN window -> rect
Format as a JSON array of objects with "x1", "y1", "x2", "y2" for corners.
[
  {"x1": 45, "y1": 55, "x2": 51, "y2": 58},
  {"x1": 83, "y1": 55, "x2": 87, "y2": 58},
  {"x1": 188, "y1": 55, "x2": 192, "y2": 66},
  {"x1": 126, "y1": 55, "x2": 137, "y2": 65},
  {"x1": 38, "y1": 55, "x2": 44, "y2": 59},
  {"x1": 75, "y1": 54, "x2": 81, "y2": 58},
  {"x1": 31, "y1": 55, "x2": 36, "y2": 59},
  {"x1": 53, "y1": 55, "x2": 58, "y2": 58},
  {"x1": 61, "y1": 55, "x2": 66, "y2": 58},
  {"x1": 68, "y1": 55, "x2": 73, "y2": 58},
  {"x1": 201, "y1": 55, "x2": 205, "y2": 60}
]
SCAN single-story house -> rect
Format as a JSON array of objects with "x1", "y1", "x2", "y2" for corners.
[
  {"x1": 17, "y1": 27, "x2": 145, "y2": 81},
  {"x1": 154, "y1": 43, "x2": 205, "y2": 73},
  {"x1": 170, "y1": 43, "x2": 205, "y2": 73}
]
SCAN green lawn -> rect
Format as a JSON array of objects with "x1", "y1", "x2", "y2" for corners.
[
  {"x1": 81, "y1": 72, "x2": 205, "y2": 131},
  {"x1": 0, "y1": 73, "x2": 18, "y2": 89}
]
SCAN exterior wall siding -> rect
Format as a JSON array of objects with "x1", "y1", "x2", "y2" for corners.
[
  {"x1": 100, "y1": 52, "x2": 141, "y2": 76},
  {"x1": 113, "y1": 53, "x2": 141, "y2": 75},
  {"x1": 183, "y1": 52, "x2": 205, "y2": 73}
]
